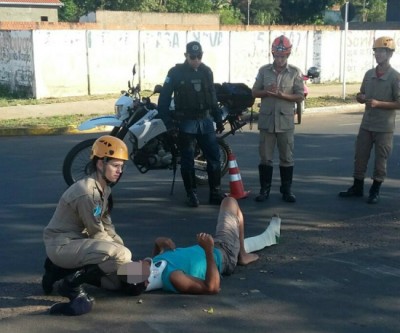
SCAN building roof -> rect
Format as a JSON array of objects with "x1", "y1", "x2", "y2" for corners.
[{"x1": 0, "y1": 0, "x2": 63, "y2": 6}]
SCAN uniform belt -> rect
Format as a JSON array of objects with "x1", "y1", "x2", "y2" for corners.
[{"x1": 179, "y1": 109, "x2": 210, "y2": 120}]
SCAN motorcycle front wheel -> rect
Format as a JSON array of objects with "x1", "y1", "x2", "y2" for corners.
[
  {"x1": 194, "y1": 138, "x2": 231, "y2": 185},
  {"x1": 62, "y1": 138, "x2": 97, "y2": 186}
]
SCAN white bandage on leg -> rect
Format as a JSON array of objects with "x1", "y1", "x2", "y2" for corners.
[{"x1": 244, "y1": 215, "x2": 281, "y2": 253}]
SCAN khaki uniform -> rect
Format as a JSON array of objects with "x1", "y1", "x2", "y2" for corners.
[
  {"x1": 43, "y1": 174, "x2": 131, "y2": 289},
  {"x1": 253, "y1": 63, "x2": 304, "y2": 166},
  {"x1": 354, "y1": 66, "x2": 400, "y2": 182}
]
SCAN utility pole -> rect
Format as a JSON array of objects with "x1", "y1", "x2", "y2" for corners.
[{"x1": 247, "y1": 0, "x2": 252, "y2": 26}]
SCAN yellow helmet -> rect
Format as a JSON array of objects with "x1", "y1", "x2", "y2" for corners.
[
  {"x1": 373, "y1": 36, "x2": 395, "y2": 51},
  {"x1": 90, "y1": 135, "x2": 128, "y2": 160}
]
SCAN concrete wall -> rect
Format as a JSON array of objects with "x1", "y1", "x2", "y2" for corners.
[
  {"x1": 0, "y1": 7, "x2": 58, "y2": 22},
  {"x1": 1, "y1": 28, "x2": 400, "y2": 98},
  {"x1": 81, "y1": 11, "x2": 220, "y2": 27}
]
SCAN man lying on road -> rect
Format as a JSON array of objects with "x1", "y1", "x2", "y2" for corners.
[{"x1": 122, "y1": 197, "x2": 281, "y2": 294}]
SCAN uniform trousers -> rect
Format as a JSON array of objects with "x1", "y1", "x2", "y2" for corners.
[
  {"x1": 258, "y1": 130, "x2": 294, "y2": 167},
  {"x1": 46, "y1": 238, "x2": 132, "y2": 290},
  {"x1": 353, "y1": 127, "x2": 393, "y2": 182}
]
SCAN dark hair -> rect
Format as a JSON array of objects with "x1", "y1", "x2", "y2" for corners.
[
  {"x1": 120, "y1": 280, "x2": 147, "y2": 296},
  {"x1": 88, "y1": 156, "x2": 99, "y2": 174}
]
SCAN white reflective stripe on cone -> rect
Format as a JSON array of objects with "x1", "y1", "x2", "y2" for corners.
[
  {"x1": 229, "y1": 174, "x2": 242, "y2": 182},
  {"x1": 228, "y1": 160, "x2": 238, "y2": 168}
]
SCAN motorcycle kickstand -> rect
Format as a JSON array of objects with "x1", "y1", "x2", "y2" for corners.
[{"x1": 170, "y1": 157, "x2": 177, "y2": 195}]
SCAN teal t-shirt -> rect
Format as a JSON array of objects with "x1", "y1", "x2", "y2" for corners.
[{"x1": 152, "y1": 245, "x2": 223, "y2": 293}]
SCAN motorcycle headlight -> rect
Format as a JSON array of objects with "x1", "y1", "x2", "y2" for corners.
[
  {"x1": 114, "y1": 104, "x2": 123, "y2": 118},
  {"x1": 114, "y1": 95, "x2": 134, "y2": 121}
]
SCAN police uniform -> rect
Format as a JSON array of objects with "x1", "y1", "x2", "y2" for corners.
[
  {"x1": 354, "y1": 66, "x2": 400, "y2": 182},
  {"x1": 158, "y1": 42, "x2": 224, "y2": 206},
  {"x1": 43, "y1": 174, "x2": 131, "y2": 290}
]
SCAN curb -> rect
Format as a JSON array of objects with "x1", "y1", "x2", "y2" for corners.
[
  {"x1": 0, "y1": 125, "x2": 112, "y2": 137},
  {"x1": 0, "y1": 105, "x2": 363, "y2": 137}
]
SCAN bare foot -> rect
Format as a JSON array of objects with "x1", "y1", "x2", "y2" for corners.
[{"x1": 238, "y1": 252, "x2": 259, "y2": 265}]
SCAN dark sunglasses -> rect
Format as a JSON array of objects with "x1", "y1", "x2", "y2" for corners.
[{"x1": 189, "y1": 54, "x2": 202, "y2": 60}]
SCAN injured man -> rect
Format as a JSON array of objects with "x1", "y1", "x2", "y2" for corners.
[{"x1": 119, "y1": 197, "x2": 281, "y2": 295}]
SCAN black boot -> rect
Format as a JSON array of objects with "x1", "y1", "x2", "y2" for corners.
[
  {"x1": 181, "y1": 170, "x2": 199, "y2": 207},
  {"x1": 339, "y1": 178, "x2": 364, "y2": 197},
  {"x1": 279, "y1": 166, "x2": 296, "y2": 203},
  {"x1": 50, "y1": 265, "x2": 103, "y2": 316},
  {"x1": 208, "y1": 169, "x2": 226, "y2": 205},
  {"x1": 367, "y1": 180, "x2": 381, "y2": 204},
  {"x1": 58, "y1": 265, "x2": 105, "y2": 300},
  {"x1": 42, "y1": 257, "x2": 78, "y2": 295},
  {"x1": 49, "y1": 293, "x2": 94, "y2": 316},
  {"x1": 255, "y1": 165, "x2": 273, "y2": 202}
]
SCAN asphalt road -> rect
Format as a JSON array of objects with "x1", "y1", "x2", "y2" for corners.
[{"x1": 1, "y1": 110, "x2": 399, "y2": 332}]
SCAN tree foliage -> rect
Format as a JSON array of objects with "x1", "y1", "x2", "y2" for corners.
[
  {"x1": 59, "y1": 0, "x2": 388, "y2": 25},
  {"x1": 343, "y1": 0, "x2": 386, "y2": 22},
  {"x1": 279, "y1": 0, "x2": 337, "y2": 24}
]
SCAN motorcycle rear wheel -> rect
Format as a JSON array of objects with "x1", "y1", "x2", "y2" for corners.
[
  {"x1": 62, "y1": 137, "x2": 231, "y2": 187},
  {"x1": 194, "y1": 138, "x2": 231, "y2": 185},
  {"x1": 62, "y1": 138, "x2": 97, "y2": 186}
]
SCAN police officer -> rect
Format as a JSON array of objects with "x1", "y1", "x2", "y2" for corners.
[
  {"x1": 42, "y1": 136, "x2": 141, "y2": 315},
  {"x1": 339, "y1": 36, "x2": 400, "y2": 204},
  {"x1": 158, "y1": 41, "x2": 225, "y2": 207},
  {"x1": 252, "y1": 35, "x2": 304, "y2": 203}
]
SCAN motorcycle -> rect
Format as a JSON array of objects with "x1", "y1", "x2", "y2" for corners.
[
  {"x1": 295, "y1": 66, "x2": 321, "y2": 125},
  {"x1": 62, "y1": 66, "x2": 255, "y2": 189}
]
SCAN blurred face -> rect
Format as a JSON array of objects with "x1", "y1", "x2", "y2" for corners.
[
  {"x1": 273, "y1": 53, "x2": 289, "y2": 70},
  {"x1": 373, "y1": 48, "x2": 392, "y2": 65},
  {"x1": 185, "y1": 52, "x2": 203, "y2": 69},
  {"x1": 99, "y1": 158, "x2": 125, "y2": 183}
]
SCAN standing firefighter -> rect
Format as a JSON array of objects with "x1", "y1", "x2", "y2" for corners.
[
  {"x1": 251, "y1": 35, "x2": 304, "y2": 203},
  {"x1": 339, "y1": 36, "x2": 400, "y2": 204},
  {"x1": 158, "y1": 41, "x2": 225, "y2": 207}
]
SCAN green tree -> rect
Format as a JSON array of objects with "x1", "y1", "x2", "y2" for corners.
[
  {"x1": 59, "y1": 0, "x2": 80, "y2": 21},
  {"x1": 231, "y1": 0, "x2": 280, "y2": 25},
  {"x1": 279, "y1": 0, "x2": 337, "y2": 24},
  {"x1": 218, "y1": 6, "x2": 244, "y2": 24},
  {"x1": 346, "y1": 0, "x2": 386, "y2": 22}
]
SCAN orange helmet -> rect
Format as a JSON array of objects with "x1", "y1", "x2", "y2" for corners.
[
  {"x1": 373, "y1": 36, "x2": 395, "y2": 51},
  {"x1": 90, "y1": 135, "x2": 128, "y2": 161},
  {"x1": 272, "y1": 35, "x2": 292, "y2": 56}
]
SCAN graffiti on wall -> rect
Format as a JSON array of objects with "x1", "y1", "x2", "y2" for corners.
[
  {"x1": 189, "y1": 31, "x2": 224, "y2": 47},
  {"x1": 345, "y1": 31, "x2": 375, "y2": 76},
  {"x1": 0, "y1": 31, "x2": 34, "y2": 96},
  {"x1": 3, "y1": 28, "x2": 396, "y2": 98}
]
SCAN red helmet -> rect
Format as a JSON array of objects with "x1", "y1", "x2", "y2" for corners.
[{"x1": 271, "y1": 35, "x2": 292, "y2": 56}]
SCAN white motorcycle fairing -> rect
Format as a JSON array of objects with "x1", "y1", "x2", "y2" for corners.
[
  {"x1": 129, "y1": 110, "x2": 167, "y2": 149},
  {"x1": 78, "y1": 115, "x2": 122, "y2": 131}
]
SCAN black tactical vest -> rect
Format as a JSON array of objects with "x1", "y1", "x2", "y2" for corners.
[{"x1": 173, "y1": 64, "x2": 213, "y2": 119}]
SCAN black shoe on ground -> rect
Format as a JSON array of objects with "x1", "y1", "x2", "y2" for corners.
[
  {"x1": 367, "y1": 192, "x2": 379, "y2": 204},
  {"x1": 339, "y1": 185, "x2": 363, "y2": 197},
  {"x1": 282, "y1": 192, "x2": 296, "y2": 203},
  {"x1": 255, "y1": 190, "x2": 269, "y2": 202},
  {"x1": 339, "y1": 179, "x2": 364, "y2": 197},
  {"x1": 209, "y1": 190, "x2": 226, "y2": 205},
  {"x1": 186, "y1": 192, "x2": 199, "y2": 207},
  {"x1": 49, "y1": 293, "x2": 94, "y2": 316}
]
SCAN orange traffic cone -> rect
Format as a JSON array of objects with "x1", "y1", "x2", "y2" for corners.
[{"x1": 226, "y1": 153, "x2": 250, "y2": 199}]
